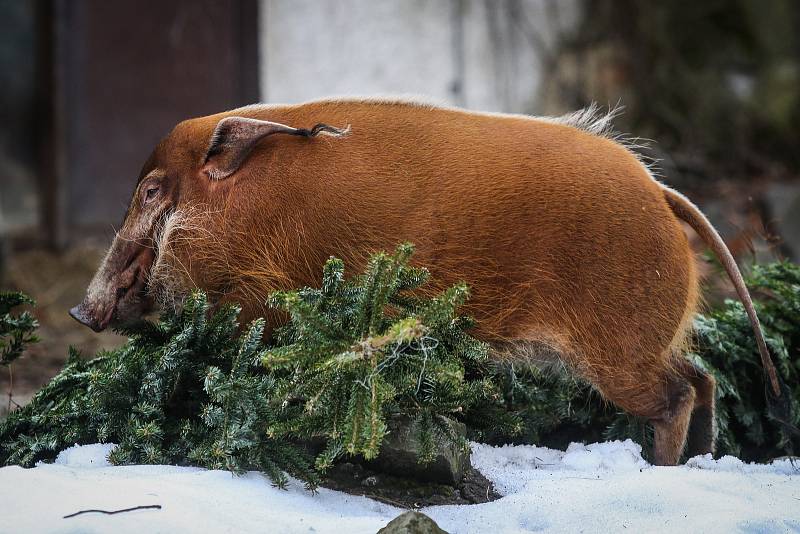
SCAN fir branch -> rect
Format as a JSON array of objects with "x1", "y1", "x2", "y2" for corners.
[
  {"x1": 0, "y1": 291, "x2": 38, "y2": 367},
  {"x1": 2, "y1": 253, "x2": 795, "y2": 487},
  {"x1": 262, "y1": 243, "x2": 491, "y2": 468}
]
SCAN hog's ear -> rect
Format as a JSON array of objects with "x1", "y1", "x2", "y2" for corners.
[{"x1": 202, "y1": 117, "x2": 348, "y2": 180}]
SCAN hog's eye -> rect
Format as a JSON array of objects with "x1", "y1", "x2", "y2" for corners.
[{"x1": 144, "y1": 185, "x2": 160, "y2": 203}]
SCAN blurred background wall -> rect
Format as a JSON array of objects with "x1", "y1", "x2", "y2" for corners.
[
  {"x1": 1, "y1": 0, "x2": 799, "y2": 411},
  {"x1": 2, "y1": 0, "x2": 798, "y2": 254},
  {"x1": 260, "y1": 0, "x2": 578, "y2": 111},
  {"x1": 0, "y1": 0, "x2": 258, "y2": 247}
]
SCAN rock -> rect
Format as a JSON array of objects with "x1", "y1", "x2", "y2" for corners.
[
  {"x1": 459, "y1": 465, "x2": 499, "y2": 503},
  {"x1": 323, "y1": 461, "x2": 498, "y2": 508},
  {"x1": 361, "y1": 475, "x2": 379, "y2": 487},
  {"x1": 377, "y1": 511, "x2": 448, "y2": 534},
  {"x1": 321, "y1": 417, "x2": 497, "y2": 508},
  {"x1": 369, "y1": 415, "x2": 469, "y2": 485}
]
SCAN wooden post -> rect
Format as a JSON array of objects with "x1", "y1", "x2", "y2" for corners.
[
  {"x1": 37, "y1": 0, "x2": 70, "y2": 251},
  {"x1": 239, "y1": 0, "x2": 260, "y2": 105}
]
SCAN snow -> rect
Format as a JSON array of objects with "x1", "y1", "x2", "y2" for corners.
[
  {"x1": 54, "y1": 443, "x2": 116, "y2": 468},
  {"x1": 1, "y1": 440, "x2": 798, "y2": 533}
]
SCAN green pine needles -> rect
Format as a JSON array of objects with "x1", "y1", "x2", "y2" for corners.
[
  {"x1": 0, "y1": 293, "x2": 316, "y2": 487},
  {"x1": 0, "y1": 249, "x2": 797, "y2": 486},
  {"x1": 1, "y1": 292, "x2": 38, "y2": 367},
  {"x1": 262, "y1": 244, "x2": 492, "y2": 470},
  {"x1": 0, "y1": 244, "x2": 495, "y2": 487}
]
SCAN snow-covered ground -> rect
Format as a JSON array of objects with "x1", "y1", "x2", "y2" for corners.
[{"x1": 1, "y1": 440, "x2": 798, "y2": 533}]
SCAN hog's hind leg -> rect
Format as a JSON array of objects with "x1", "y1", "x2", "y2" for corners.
[
  {"x1": 583, "y1": 355, "x2": 697, "y2": 466},
  {"x1": 649, "y1": 367, "x2": 697, "y2": 466},
  {"x1": 675, "y1": 358, "x2": 716, "y2": 458}
]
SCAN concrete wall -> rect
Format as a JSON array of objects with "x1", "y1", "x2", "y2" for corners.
[{"x1": 259, "y1": 0, "x2": 580, "y2": 113}]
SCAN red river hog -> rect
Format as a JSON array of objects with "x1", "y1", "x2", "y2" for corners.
[{"x1": 70, "y1": 97, "x2": 787, "y2": 465}]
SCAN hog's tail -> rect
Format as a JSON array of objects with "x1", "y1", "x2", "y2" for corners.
[{"x1": 662, "y1": 185, "x2": 797, "y2": 436}]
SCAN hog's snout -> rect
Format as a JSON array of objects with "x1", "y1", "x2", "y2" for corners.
[
  {"x1": 69, "y1": 302, "x2": 109, "y2": 333},
  {"x1": 70, "y1": 246, "x2": 156, "y2": 332},
  {"x1": 68, "y1": 279, "x2": 127, "y2": 333}
]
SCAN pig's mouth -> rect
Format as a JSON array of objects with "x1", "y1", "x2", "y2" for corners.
[{"x1": 69, "y1": 247, "x2": 156, "y2": 332}]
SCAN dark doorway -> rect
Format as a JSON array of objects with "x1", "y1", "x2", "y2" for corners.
[{"x1": 40, "y1": 0, "x2": 259, "y2": 247}]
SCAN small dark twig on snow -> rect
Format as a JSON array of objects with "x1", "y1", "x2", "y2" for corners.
[{"x1": 63, "y1": 505, "x2": 162, "y2": 519}]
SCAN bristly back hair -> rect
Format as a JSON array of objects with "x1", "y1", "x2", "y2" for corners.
[
  {"x1": 552, "y1": 102, "x2": 624, "y2": 139},
  {"x1": 548, "y1": 102, "x2": 663, "y2": 179},
  {"x1": 240, "y1": 96, "x2": 662, "y2": 177}
]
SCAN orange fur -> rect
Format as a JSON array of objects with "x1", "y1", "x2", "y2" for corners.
[{"x1": 77, "y1": 98, "x2": 769, "y2": 465}]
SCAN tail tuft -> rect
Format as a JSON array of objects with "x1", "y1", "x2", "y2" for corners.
[{"x1": 766, "y1": 375, "x2": 800, "y2": 442}]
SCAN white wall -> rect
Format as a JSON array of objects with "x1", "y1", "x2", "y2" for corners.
[{"x1": 259, "y1": 0, "x2": 580, "y2": 114}]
